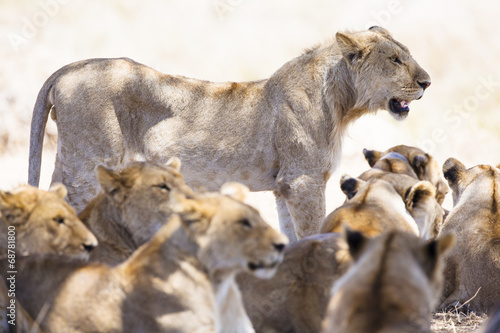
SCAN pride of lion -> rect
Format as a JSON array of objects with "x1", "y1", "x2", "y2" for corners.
[{"x1": 1, "y1": 26, "x2": 498, "y2": 332}]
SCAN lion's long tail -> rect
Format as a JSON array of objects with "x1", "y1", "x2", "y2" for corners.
[{"x1": 28, "y1": 75, "x2": 55, "y2": 187}]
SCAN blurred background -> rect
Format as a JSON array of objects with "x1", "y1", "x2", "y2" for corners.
[{"x1": 1, "y1": 0, "x2": 499, "y2": 226}]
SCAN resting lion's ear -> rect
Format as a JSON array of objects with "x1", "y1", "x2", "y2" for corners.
[
  {"x1": 412, "y1": 154, "x2": 430, "y2": 177},
  {"x1": 220, "y1": 182, "x2": 249, "y2": 202},
  {"x1": 336, "y1": 32, "x2": 368, "y2": 66},
  {"x1": 0, "y1": 189, "x2": 36, "y2": 225},
  {"x1": 422, "y1": 233, "x2": 455, "y2": 277},
  {"x1": 368, "y1": 26, "x2": 392, "y2": 37},
  {"x1": 48, "y1": 183, "x2": 68, "y2": 199},
  {"x1": 442, "y1": 158, "x2": 467, "y2": 186},
  {"x1": 344, "y1": 227, "x2": 368, "y2": 260},
  {"x1": 363, "y1": 148, "x2": 383, "y2": 167},
  {"x1": 404, "y1": 181, "x2": 435, "y2": 212},
  {"x1": 340, "y1": 175, "x2": 365, "y2": 200},
  {"x1": 165, "y1": 157, "x2": 181, "y2": 171},
  {"x1": 96, "y1": 166, "x2": 128, "y2": 202}
]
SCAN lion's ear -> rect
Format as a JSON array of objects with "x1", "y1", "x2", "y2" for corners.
[
  {"x1": 165, "y1": 157, "x2": 181, "y2": 171},
  {"x1": 421, "y1": 233, "x2": 455, "y2": 278},
  {"x1": 442, "y1": 158, "x2": 466, "y2": 187},
  {"x1": 404, "y1": 181, "x2": 435, "y2": 212},
  {"x1": 48, "y1": 183, "x2": 68, "y2": 199},
  {"x1": 96, "y1": 166, "x2": 128, "y2": 202},
  {"x1": 344, "y1": 227, "x2": 368, "y2": 260},
  {"x1": 0, "y1": 190, "x2": 35, "y2": 226},
  {"x1": 220, "y1": 182, "x2": 249, "y2": 202},
  {"x1": 369, "y1": 26, "x2": 392, "y2": 37},
  {"x1": 340, "y1": 175, "x2": 365, "y2": 200},
  {"x1": 336, "y1": 32, "x2": 367, "y2": 66},
  {"x1": 363, "y1": 148, "x2": 383, "y2": 167},
  {"x1": 412, "y1": 154, "x2": 430, "y2": 177}
]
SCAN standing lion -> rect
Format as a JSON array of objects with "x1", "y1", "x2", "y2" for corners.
[{"x1": 29, "y1": 26, "x2": 430, "y2": 241}]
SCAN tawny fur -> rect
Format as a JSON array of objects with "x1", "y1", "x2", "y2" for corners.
[
  {"x1": 238, "y1": 233, "x2": 352, "y2": 333},
  {"x1": 321, "y1": 230, "x2": 454, "y2": 333},
  {"x1": 357, "y1": 149, "x2": 445, "y2": 239},
  {"x1": 363, "y1": 145, "x2": 448, "y2": 204},
  {"x1": 28, "y1": 27, "x2": 430, "y2": 242},
  {"x1": 78, "y1": 159, "x2": 193, "y2": 264},
  {"x1": 438, "y1": 159, "x2": 500, "y2": 313},
  {"x1": 0, "y1": 184, "x2": 97, "y2": 260},
  {"x1": 1, "y1": 185, "x2": 288, "y2": 333},
  {"x1": 320, "y1": 177, "x2": 419, "y2": 237}
]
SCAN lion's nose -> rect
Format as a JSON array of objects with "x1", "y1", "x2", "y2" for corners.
[
  {"x1": 417, "y1": 80, "x2": 431, "y2": 90},
  {"x1": 82, "y1": 243, "x2": 95, "y2": 252},
  {"x1": 82, "y1": 236, "x2": 98, "y2": 252},
  {"x1": 273, "y1": 243, "x2": 286, "y2": 252}
]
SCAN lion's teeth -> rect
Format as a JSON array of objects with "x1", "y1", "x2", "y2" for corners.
[{"x1": 400, "y1": 100, "x2": 409, "y2": 108}]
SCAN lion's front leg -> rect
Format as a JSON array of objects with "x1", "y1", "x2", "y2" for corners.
[
  {"x1": 275, "y1": 194, "x2": 298, "y2": 243},
  {"x1": 275, "y1": 174, "x2": 326, "y2": 240}
]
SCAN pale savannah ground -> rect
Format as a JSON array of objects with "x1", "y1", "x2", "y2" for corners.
[{"x1": 0, "y1": 0, "x2": 499, "y2": 331}]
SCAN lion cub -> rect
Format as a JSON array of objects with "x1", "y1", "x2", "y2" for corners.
[
  {"x1": 78, "y1": 158, "x2": 193, "y2": 264},
  {"x1": 438, "y1": 158, "x2": 500, "y2": 313},
  {"x1": 0, "y1": 184, "x2": 97, "y2": 259},
  {"x1": 3, "y1": 183, "x2": 288, "y2": 333},
  {"x1": 238, "y1": 232, "x2": 352, "y2": 333},
  {"x1": 321, "y1": 176, "x2": 420, "y2": 237},
  {"x1": 321, "y1": 229, "x2": 454, "y2": 333}
]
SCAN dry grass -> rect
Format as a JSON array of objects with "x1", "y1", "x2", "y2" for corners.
[{"x1": 431, "y1": 310, "x2": 488, "y2": 333}]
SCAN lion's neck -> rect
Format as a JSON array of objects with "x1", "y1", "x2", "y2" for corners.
[
  {"x1": 82, "y1": 195, "x2": 137, "y2": 253},
  {"x1": 324, "y1": 59, "x2": 364, "y2": 124}
]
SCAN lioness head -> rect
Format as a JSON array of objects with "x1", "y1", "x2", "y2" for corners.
[
  {"x1": 336, "y1": 26, "x2": 430, "y2": 120},
  {"x1": 171, "y1": 182, "x2": 289, "y2": 279},
  {"x1": 443, "y1": 158, "x2": 499, "y2": 206},
  {"x1": 0, "y1": 184, "x2": 97, "y2": 259},
  {"x1": 94, "y1": 158, "x2": 194, "y2": 246},
  {"x1": 363, "y1": 145, "x2": 448, "y2": 204}
]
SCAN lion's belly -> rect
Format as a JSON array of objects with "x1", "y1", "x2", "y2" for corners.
[{"x1": 141, "y1": 121, "x2": 278, "y2": 192}]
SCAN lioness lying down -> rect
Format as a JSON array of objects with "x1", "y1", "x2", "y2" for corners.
[
  {"x1": 29, "y1": 26, "x2": 430, "y2": 241},
  {"x1": 0, "y1": 184, "x2": 97, "y2": 260},
  {"x1": 79, "y1": 158, "x2": 193, "y2": 264},
  {"x1": 362, "y1": 145, "x2": 448, "y2": 204},
  {"x1": 321, "y1": 230, "x2": 455, "y2": 333},
  {"x1": 238, "y1": 233, "x2": 351, "y2": 333},
  {"x1": 2, "y1": 183, "x2": 288, "y2": 333},
  {"x1": 357, "y1": 150, "x2": 445, "y2": 239},
  {"x1": 439, "y1": 159, "x2": 500, "y2": 313}
]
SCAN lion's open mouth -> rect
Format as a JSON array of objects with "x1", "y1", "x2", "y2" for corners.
[
  {"x1": 248, "y1": 261, "x2": 278, "y2": 271},
  {"x1": 248, "y1": 261, "x2": 280, "y2": 279},
  {"x1": 389, "y1": 98, "x2": 410, "y2": 115}
]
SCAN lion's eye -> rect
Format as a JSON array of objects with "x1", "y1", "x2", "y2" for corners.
[
  {"x1": 239, "y1": 218, "x2": 252, "y2": 229},
  {"x1": 156, "y1": 183, "x2": 171, "y2": 191},
  {"x1": 53, "y1": 217, "x2": 65, "y2": 224},
  {"x1": 392, "y1": 56, "x2": 402, "y2": 64}
]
